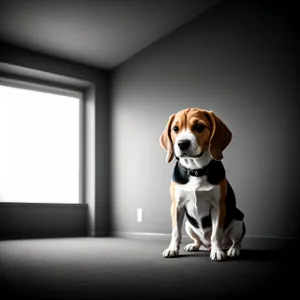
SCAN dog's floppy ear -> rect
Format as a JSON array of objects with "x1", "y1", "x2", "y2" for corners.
[
  {"x1": 205, "y1": 110, "x2": 232, "y2": 161},
  {"x1": 159, "y1": 113, "x2": 175, "y2": 163}
]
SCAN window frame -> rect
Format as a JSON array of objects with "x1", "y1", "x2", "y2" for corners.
[{"x1": 0, "y1": 76, "x2": 85, "y2": 205}]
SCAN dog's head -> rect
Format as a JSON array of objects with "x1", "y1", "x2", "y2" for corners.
[{"x1": 159, "y1": 108, "x2": 232, "y2": 163}]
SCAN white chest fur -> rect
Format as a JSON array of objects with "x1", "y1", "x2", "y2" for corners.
[
  {"x1": 174, "y1": 175, "x2": 220, "y2": 227},
  {"x1": 175, "y1": 175, "x2": 220, "y2": 205}
]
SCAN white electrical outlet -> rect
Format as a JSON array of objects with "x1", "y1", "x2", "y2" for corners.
[{"x1": 137, "y1": 208, "x2": 143, "y2": 222}]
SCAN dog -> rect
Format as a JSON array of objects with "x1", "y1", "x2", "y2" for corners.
[{"x1": 159, "y1": 108, "x2": 245, "y2": 261}]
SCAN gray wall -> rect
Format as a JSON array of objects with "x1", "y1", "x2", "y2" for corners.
[
  {"x1": 111, "y1": 0, "x2": 299, "y2": 238},
  {"x1": 0, "y1": 43, "x2": 111, "y2": 238}
]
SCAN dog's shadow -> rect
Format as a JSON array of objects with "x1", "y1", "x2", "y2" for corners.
[
  {"x1": 177, "y1": 249, "x2": 291, "y2": 263},
  {"x1": 235, "y1": 249, "x2": 289, "y2": 262}
]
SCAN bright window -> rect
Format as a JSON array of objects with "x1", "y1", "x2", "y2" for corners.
[{"x1": 0, "y1": 82, "x2": 81, "y2": 204}]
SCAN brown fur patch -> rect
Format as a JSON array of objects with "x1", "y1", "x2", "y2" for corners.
[
  {"x1": 170, "y1": 109, "x2": 188, "y2": 142},
  {"x1": 159, "y1": 114, "x2": 175, "y2": 162}
]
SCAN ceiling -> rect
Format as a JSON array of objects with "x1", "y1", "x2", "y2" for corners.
[{"x1": 0, "y1": 0, "x2": 221, "y2": 69}]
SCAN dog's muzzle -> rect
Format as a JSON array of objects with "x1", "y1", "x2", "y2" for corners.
[
  {"x1": 177, "y1": 139, "x2": 191, "y2": 151},
  {"x1": 177, "y1": 139, "x2": 205, "y2": 158}
]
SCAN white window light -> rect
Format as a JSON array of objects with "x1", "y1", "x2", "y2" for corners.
[{"x1": 0, "y1": 80, "x2": 81, "y2": 204}]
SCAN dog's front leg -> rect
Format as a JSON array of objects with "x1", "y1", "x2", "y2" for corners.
[
  {"x1": 162, "y1": 201, "x2": 185, "y2": 258},
  {"x1": 210, "y1": 203, "x2": 226, "y2": 261},
  {"x1": 210, "y1": 179, "x2": 227, "y2": 261},
  {"x1": 210, "y1": 180, "x2": 227, "y2": 261}
]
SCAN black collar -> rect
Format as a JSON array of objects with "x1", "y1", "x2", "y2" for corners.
[
  {"x1": 174, "y1": 153, "x2": 210, "y2": 177},
  {"x1": 172, "y1": 159, "x2": 225, "y2": 185},
  {"x1": 180, "y1": 163, "x2": 210, "y2": 177}
]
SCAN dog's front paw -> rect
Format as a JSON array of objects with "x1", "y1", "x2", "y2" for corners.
[
  {"x1": 210, "y1": 247, "x2": 226, "y2": 261},
  {"x1": 162, "y1": 247, "x2": 179, "y2": 258},
  {"x1": 184, "y1": 243, "x2": 200, "y2": 252},
  {"x1": 226, "y1": 246, "x2": 241, "y2": 258}
]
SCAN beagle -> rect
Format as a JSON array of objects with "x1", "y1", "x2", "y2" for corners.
[{"x1": 159, "y1": 108, "x2": 245, "y2": 261}]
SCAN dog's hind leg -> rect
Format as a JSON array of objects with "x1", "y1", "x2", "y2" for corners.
[
  {"x1": 226, "y1": 220, "x2": 246, "y2": 258},
  {"x1": 184, "y1": 221, "x2": 201, "y2": 252}
]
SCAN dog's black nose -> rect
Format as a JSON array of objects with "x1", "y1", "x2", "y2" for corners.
[{"x1": 178, "y1": 139, "x2": 191, "y2": 150}]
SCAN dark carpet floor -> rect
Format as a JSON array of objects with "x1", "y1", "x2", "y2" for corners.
[{"x1": 0, "y1": 236, "x2": 299, "y2": 299}]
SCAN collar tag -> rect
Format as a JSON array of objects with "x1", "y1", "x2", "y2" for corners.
[{"x1": 185, "y1": 168, "x2": 205, "y2": 177}]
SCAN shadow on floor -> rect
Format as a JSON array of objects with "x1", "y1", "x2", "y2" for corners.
[
  {"x1": 169, "y1": 247, "x2": 293, "y2": 262},
  {"x1": 237, "y1": 248, "x2": 292, "y2": 262}
]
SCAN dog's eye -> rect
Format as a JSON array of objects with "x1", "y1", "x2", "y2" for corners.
[
  {"x1": 172, "y1": 126, "x2": 179, "y2": 133},
  {"x1": 194, "y1": 124, "x2": 205, "y2": 132}
]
